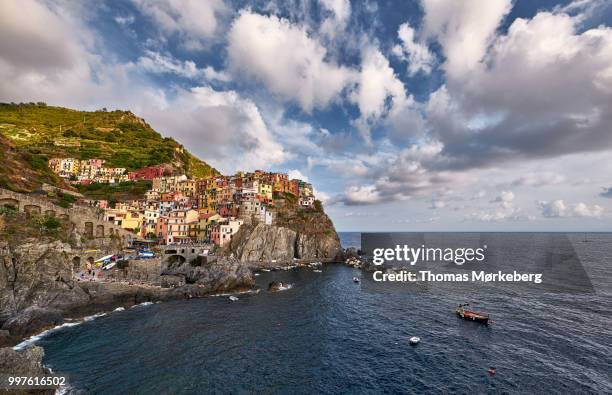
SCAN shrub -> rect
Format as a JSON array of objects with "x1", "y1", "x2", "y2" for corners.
[
  {"x1": 42, "y1": 216, "x2": 61, "y2": 229},
  {"x1": 314, "y1": 199, "x2": 323, "y2": 212}
]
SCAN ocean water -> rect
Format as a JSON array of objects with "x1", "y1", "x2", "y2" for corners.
[{"x1": 34, "y1": 233, "x2": 611, "y2": 394}]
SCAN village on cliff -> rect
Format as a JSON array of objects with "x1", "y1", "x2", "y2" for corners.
[{"x1": 48, "y1": 158, "x2": 318, "y2": 247}]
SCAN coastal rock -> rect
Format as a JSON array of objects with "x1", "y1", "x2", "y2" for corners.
[
  {"x1": 295, "y1": 232, "x2": 341, "y2": 261},
  {"x1": 0, "y1": 239, "x2": 91, "y2": 337},
  {"x1": 161, "y1": 257, "x2": 255, "y2": 293},
  {"x1": 0, "y1": 345, "x2": 50, "y2": 376},
  {"x1": 268, "y1": 281, "x2": 283, "y2": 292},
  {"x1": 0, "y1": 234, "x2": 255, "y2": 344},
  {"x1": 227, "y1": 203, "x2": 342, "y2": 265},
  {"x1": 272, "y1": 202, "x2": 342, "y2": 262},
  {"x1": 229, "y1": 223, "x2": 297, "y2": 264}
]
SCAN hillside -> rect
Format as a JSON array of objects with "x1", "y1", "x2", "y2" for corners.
[{"x1": 0, "y1": 103, "x2": 218, "y2": 192}]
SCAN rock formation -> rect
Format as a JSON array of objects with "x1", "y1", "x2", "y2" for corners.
[
  {"x1": 227, "y1": 201, "x2": 342, "y2": 265},
  {"x1": 0, "y1": 233, "x2": 254, "y2": 345},
  {"x1": 0, "y1": 346, "x2": 53, "y2": 394}
]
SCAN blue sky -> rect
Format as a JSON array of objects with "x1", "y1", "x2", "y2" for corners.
[{"x1": 2, "y1": 0, "x2": 612, "y2": 231}]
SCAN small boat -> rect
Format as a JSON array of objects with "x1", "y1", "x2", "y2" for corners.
[
  {"x1": 456, "y1": 304, "x2": 489, "y2": 325},
  {"x1": 313, "y1": 269, "x2": 322, "y2": 273},
  {"x1": 487, "y1": 367, "x2": 496, "y2": 376},
  {"x1": 352, "y1": 276, "x2": 360, "y2": 283},
  {"x1": 409, "y1": 336, "x2": 420, "y2": 345},
  {"x1": 229, "y1": 296, "x2": 239, "y2": 302}
]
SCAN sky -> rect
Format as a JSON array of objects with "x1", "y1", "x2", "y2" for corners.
[{"x1": 1, "y1": 0, "x2": 612, "y2": 231}]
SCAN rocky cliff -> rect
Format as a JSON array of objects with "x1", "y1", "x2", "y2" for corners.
[
  {"x1": 0, "y1": 227, "x2": 253, "y2": 346},
  {"x1": 227, "y1": 200, "x2": 342, "y2": 265},
  {"x1": 0, "y1": 346, "x2": 53, "y2": 394}
]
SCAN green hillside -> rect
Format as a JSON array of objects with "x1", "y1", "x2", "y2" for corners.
[{"x1": 0, "y1": 102, "x2": 218, "y2": 192}]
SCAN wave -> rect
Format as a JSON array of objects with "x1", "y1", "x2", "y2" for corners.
[
  {"x1": 13, "y1": 322, "x2": 81, "y2": 351},
  {"x1": 130, "y1": 301, "x2": 154, "y2": 308},
  {"x1": 13, "y1": 305, "x2": 134, "y2": 351},
  {"x1": 83, "y1": 312, "x2": 107, "y2": 321}
]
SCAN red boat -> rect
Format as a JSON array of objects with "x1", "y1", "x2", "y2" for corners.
[{"x1": 456, "y1": 304, "x2": 490, "y2": 325}]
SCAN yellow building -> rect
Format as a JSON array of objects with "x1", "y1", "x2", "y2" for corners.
[
  {"x1": 258, "y1": 182, "x2": 273, "y2": 200},
  {"x1": 121, "y1": 211, "x2": 144, "y2": 233}
]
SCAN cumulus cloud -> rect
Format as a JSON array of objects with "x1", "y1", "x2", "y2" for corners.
[
  {"x1": 492, "y1": 190, "x2": 515, "y2": 208},
  {"x1": 342, "y1": 185, "x2": 383, "y2": 205},
  {"x1": 227, "y1": 11, "x2": 355, "y2": 112},
  {"x1": 423, "y1": 9, "x2": 612, "y2": 170},
  {"x1": 319, "y1": 0, "x2": 351, "y2": 40},
  {"x1": 287, "y1": 169, "x2": 309, "y2": 181},
  {"x1": 142, "y1": 86, "x2": 288, "y2": 174},
  {"x1": 350, "y1": 47, "x2": 414, "y2": 143},
  {"x1": 339, "y1": 141, "x2": 462, "y2": 205},
  {"x1": 422, "y1": 0, "x2": 512, "y2": 79},
  {"x1": 132, "y1": 0, "x2": 228, "y2": 50},
  {"x1": 392, "y1": 22, "x2": 436, "y2": 75},
  {"x1": 537, "y1": 200, "x2": 604, "y2": 218}
]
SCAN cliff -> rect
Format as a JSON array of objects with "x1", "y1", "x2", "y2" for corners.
[
  {"x1": 0, "y1": 211, "x2": 254, "y2": 345},
  {"x1": 227, "y1": 200, "x2": 342, "y2": 265}
]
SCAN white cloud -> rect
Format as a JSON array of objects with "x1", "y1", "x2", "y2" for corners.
[
  {"x1": 343, "y1": 185, "x2": 382, "y2": 205},
  {"x1": 573, "y1": 202, "x2": 604, "y2": 217},
  {"x1": 493, "y1": 190, "x2": 515, "y2": 208},
  {"x1": 537, "y1": 200, "x2": 604, "y2": 218},
  {"x1": 510, "y1": 172, "x2": 566, "y2": 187},
  {"x1": 227, "y1": 11, "x2": 355, "y2": 112},
  {"x1": 287, "y1": 169, "x2": 309, "y2": 182},
  {"x1": 392, "y1": 22, "x2": 435, "y2": 75},
  {"x1": 422, "y1": 0, "x2": 512, "y2": 78},
  {"x1": 350, "y1": 47, "x2": 411, "y2": 143},
  {"x1": 352, "y1": 47, "x2": 405, "y2": 120},
  {"x1": 142, "y1": 86, "x2": 288, "y2": 174},
  {"x1": 136, "y1": 51, "x2": 231, "y2": 82},
  {"x1": 319, "y1": 0, "x2": 351, "y2": 22},
  {"x1": 318, "y1": 0, "x2": 351, "y2": 41},
  {"x1": 132, "y1": 0, "x2": 228, "y2": 50}
]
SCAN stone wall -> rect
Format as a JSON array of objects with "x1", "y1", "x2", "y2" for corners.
[{"x1": 0, "y1": 188, "x2": 135, "y2": 246}]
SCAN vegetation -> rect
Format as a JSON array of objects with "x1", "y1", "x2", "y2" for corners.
[
  {"x1": 0, "y1": 208, "x2": 70, "y2": 242},
  {"x1": 314, "y1": 199, "x2": 323, "y2": 212},
  {"x1": 76, "y1": 180, "x2": 152, "y2": 201},
  {"x1": 0, "y1": 102, "x2": 219, "y2": 192},
  {"x1": 54, "y1": 192, "x2": 78, "y2": 208}
]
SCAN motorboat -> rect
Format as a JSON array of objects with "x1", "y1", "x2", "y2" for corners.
[
  {"x1": 409, "y1": 336, "x2": 420, "y2": 345},
  {"x1": 456, "y1": 303, "x2": 489, "y2": 325},
  {"x1": 229, "y1": 296, "x2": 239, "y2": 302},
  {"x1": 352, "y1": 276, "x2": 360, "y2": 283}
]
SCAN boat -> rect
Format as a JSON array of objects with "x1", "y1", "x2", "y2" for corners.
[
  {"x1": 229, "y1": 296, "x2": 239, "y2": 302},
  {"x1": 409, "y1": 336, "x2": 420, "y2": 345},
  {"x1": 313, "y1": 269, "x2": 322, "y2": 273},
  {"x1": 102, "y1": 262, "x2": 116, "y2": 270},
  {"x1": 456, "y1": 304, "x2": 489, "y2": 325},
  {"x1": 352, "y1": 277, "x2": 360, "y2": 283}
]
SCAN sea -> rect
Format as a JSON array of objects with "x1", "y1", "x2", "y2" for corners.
[{"x1": 26, "y1": 233, "x2": 612, "y2": 394}]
